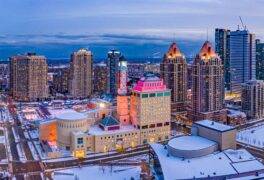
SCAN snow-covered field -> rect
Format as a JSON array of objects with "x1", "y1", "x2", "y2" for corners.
[
  {"x1": 53, "y1": 165, "x2": 141, "y2": 180},
  {"x1": 237, "y1": 123, "x2": 264, "y2": 148}
]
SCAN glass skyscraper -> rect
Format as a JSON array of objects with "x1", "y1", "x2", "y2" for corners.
[
  {"x1": 256, "y1": 39, "x2": 264, "y2": 80},
  {"x1": 107, "y1": 50, "x2": 124, "y2": 96},
  {"x1": 215, "y1": 28, "x2": 231, "y2": 90},
  {"x1": 230, "y1": 30, "x2": 256, "y2": 93}
]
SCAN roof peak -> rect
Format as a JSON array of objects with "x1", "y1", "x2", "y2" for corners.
[
  {"x1": 198, "y1": 41, "x2": 217, "y2": 61},
  {"x1": 166, "y1": 42, "x2": 183, "y2": 58}
]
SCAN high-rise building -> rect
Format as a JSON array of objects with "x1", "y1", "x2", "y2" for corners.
[
  {"x1": 93, "y1": 62, "x2": 107, "y2": 94},
  {"x1": 191, "y1": 41, "x2": 226, "y2": 122},
  {"x1": 130, "y1": 73, "x2": 171, "y2": 144},
  {"x1": 256, "y1": 39, "x2": 264, "y2": 80},
  {"x1": 107, "y1": 50, "x2": 124, "y2": 96},
  {"x1": 53, "y1": 67, "x2": 69, "y2": 94},
  {"x1": 68, "y1": 49, "x2": 93, "y2": 98},
  {"x1": 241, "y1": 80, "x2": 264, "y2": 119},
  {"x1": 215, "y1": 28, "x2": 231, "y2": 90},
  {"x1": 160, "y1": 42, "x2": 188, "y2": 112},
  {"x1": 10, "y1": 53, "x2": 48, "y2": 101},
  {"x1": 230, "y1": 30, "x2": 256, "y2": 93},
  {"x1": 116, "y1": 59, "x2": 130, "y2": 125}
]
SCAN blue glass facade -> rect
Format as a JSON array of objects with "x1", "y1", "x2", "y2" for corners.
[{"x1": 230, "y1": 30, "x2": 256, "y2": 93}]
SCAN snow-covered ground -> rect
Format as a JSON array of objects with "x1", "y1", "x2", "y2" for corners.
[
  {"x1": 53, "y1": 165, "x2": 141, "y2": 180},
  {"x1": 34, "y1": 141, "x2": 47, "y2": 159},
  {"x1": 27, "y1": 142, "x2": 39, "y2": 160},
  {"x1": 12, "y1": 127, "x2": 20, "y2": 143},
  {"x1": 16, "y1": 143, "x2": 27, "y2": 163},
  {"x1": 0, "y1": 107, "x2": 13, "y2": 123},
  {"x1": 237, "y1": 123, "x2": 264, "y2": 148},
  {"x1": 28, "y1": 129, "x2": 39, "y2": 139}
]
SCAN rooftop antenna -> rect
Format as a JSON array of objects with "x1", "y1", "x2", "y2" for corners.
[
  {"x1": 173, "y1": 33, "x2": 176, "y2": 43},
  {"x1": 239, "y1": 16, "x2": 247, "y2": 30},
  {"x1": 206, "y1": 28, "x2": 209, "y2": 41}
]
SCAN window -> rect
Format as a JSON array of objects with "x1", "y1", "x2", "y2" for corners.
[
  {"x1": 142, "y1": 125, "x2": 148, "y2": 129},
  {"x1": 142, "y1": 94, "x2": 148, "y2": 98},
  {"x1": 77, "y1": 138, "x2": 83, "y2": 144},
  {"x1": 164, "y1": 122, "x2": 170, "y2": 126},
  {"x1": 157, "y1": 92, "x2": 163, "y2": 97},
  {"x1": 149, "y1": 124, "x2": 155, "y2": 128},
  {"x1": 157, "y1": 123, "x2": 163, "y2": 127},
  {"x1": 164, "y1": 91, "x2": 171, "y2": 96},
  {"x1": 149, "y1": 93, "x2": 156, "y2": 97}
]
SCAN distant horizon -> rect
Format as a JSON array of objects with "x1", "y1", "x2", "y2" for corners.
[{"x1": 0, "y1": 35, "x2": 205, "y2": 61}]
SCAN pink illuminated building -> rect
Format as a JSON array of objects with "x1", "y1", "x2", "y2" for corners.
[
  {"x1": 130, "y1": 73, "x2": 171, "y2": 144},
  {"x1": 117, "y1": 59, "x2": 130, "y2": 125}
]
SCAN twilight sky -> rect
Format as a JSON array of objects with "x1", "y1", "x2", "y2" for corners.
[
  {"x1": 0, "y1": 0, "x2": 264, "y2": 60},
  {"x1": 0, "y1": 0, "x2": 264, "y2": 43}
]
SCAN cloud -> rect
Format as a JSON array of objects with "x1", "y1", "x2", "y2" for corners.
[{"x1": 0, "y1": 0, "x2": 263, "y2": 39}]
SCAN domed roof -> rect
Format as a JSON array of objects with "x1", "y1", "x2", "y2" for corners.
[{"x1": 56, "y1": 111, "x2": 86, "y2": 121}]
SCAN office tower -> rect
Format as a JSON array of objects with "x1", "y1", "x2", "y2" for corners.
[
  {"x1": 10, "y1": 53, "x2": 48, "y2": 101},
  {"x1": 117, "y1": 59, "x2": 130, "y2": 125},
  {"x1": 53, "y1": 67, "x2": 69, "y2": 94},
  {"x1": 130, "y1": 73, "x2": 171, "y2": 144},
  {"x1": 215, "y1": 28, "x2": 231, "y2": 90},
  {"x1": 93, "y1": 62, "x2": 107, "y2": 94},
  {"x1": 230, "y1": 30, "x2": 256, "y2": 93},
  {"x1": 241, "y1": 80, "x2": 264, "y2": 119},
  {"x1": 191, "y1": 41, "x2": 226, "y2": 122},
  {"x1": 160, "y1": 42, "x2": 188, "y2": 112},
  {"x1": 256, "y1": 39, "x2": 264, "y2": 80},
  {"x1": 68, "y1": 49, "x2": 93, "y2": 98},
  {"x1": 107, "y1": 50, "x2": 124, "y2": 96}
]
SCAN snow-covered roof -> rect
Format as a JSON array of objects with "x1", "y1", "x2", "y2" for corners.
[
  {"x1": 56, "y1": 111, "x2": 86, "y2": 121},
  {"x1": 168, "y1": 136, "x2": 216, "y2": 151},
  {"x1": 195, "y1": 120, "x2": 235, "y2": 132},
  {"x1": 150, "y1": 143, "x2": 264, "y2": 180},
  {"x1": 227, "y1": 109, "x2": 246, "y2": 118},
  {"x1": 53, "y1": 165, "x2": 141, "y2": 180}
]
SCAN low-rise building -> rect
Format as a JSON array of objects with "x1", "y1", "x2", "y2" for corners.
[{"x1": 150, "y1": 120, "x2": 264, "y2": 180}]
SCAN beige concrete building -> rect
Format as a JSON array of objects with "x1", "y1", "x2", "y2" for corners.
[
  {"x1": 241, "y1": 80, "x2": 264, "y2": 119},
  {"x1": 69, "y1": 49, "x2": 93, "y2": 98},
  {"x1": 130, "y1": 73, "x2": 171, "y2": 144},
  {"x1": 160, "y1": 42, "x2": 188, "y2": 113},
  {"x1": 10, "y1": 53, "x2": 48, "y2": 101},
  {"x1": 39, "y1": 74, "x2": 171, "y2": 158},
  {"x1": 56, "y1": 111, "x2": 92, "y2": 150},
  {"x1": 191, "y1": 119, "x2": 237, "y2": 150}
]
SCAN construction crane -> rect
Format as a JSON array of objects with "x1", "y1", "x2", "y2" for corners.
[{"x1": 239, "y1": 16, "x2": 247, "y2": 30}]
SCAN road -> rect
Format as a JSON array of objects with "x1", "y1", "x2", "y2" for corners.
[{"x1": 5, "y1": 96, "x2": 43, "y2": 179}]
